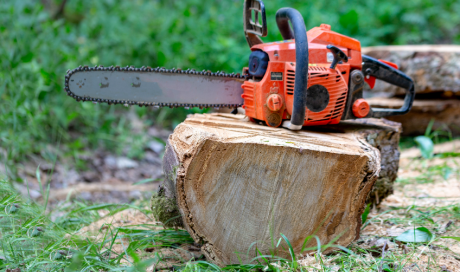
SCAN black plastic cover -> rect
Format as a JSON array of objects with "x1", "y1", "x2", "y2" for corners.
[{"x1": 248, "y1": 50, "x2": 269, "y2": 78}]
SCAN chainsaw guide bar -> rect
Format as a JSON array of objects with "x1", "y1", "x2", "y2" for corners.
[{"x1": 64, "y1": 65, "x2": 246, "y2": 109}]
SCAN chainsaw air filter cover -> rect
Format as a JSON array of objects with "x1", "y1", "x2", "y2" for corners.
[
  {"x1": 306, "y1": 84, "x2": 330, "y2": 112},
  {"x1": 248, "y1": 50, "x2": 269, "y2": 78}
]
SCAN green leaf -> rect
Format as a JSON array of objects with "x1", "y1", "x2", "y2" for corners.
[
  {"x1": 339, "y1": 10, "x2": 359, "y2": 33},
  {"x1": 395, "y1": 227, "x2": 433, "y2": 243},
  {"x1": 20, "y1": 52, "x2": 34, "y2": 63},
  {"x1": 442, "y1": 166, "x2": 452, "y2": 180},
  {"x1": 424, "y1": 119, "x2": 435, "y2": 136},
  {"x1": 362, "y1": 203, "x2": 371, "y2": 224},
  {"x1": 441, "y1": 236, "x2": 460, "y2": 242},
  {"x1": 414, "y1": 136, "x2": 434, "y2": 159}
]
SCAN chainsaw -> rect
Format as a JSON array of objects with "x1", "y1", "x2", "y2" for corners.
[{"x1": 64, "y1": 0, "x2": 414, "y2": 130}]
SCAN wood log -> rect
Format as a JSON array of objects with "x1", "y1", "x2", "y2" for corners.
[
  {"x1": 362, "y1": 45, "x2": 460, "y2": 96},
  {"x1": 368, "y1": 97, "x2": 460, "y2": 136},
  {"x1": 160, "y1": 113, "x2": 401, "y2": 265}
]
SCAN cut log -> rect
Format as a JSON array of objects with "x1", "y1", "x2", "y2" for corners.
[
  {"x1": 368, "y1": 97, "x2": 460, "y2": 136},
  {"x1": 362, "y1": 45, "x2": 460, "y2": 97},
  {"x1": 161, "y1": 113, "x2": 401, "y2": 266}
]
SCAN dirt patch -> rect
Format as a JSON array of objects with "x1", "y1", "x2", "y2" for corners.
[
  {"x1": 43, "y1": 182, "x2": 159, "y2": 203},
  {"x1": 12, "y1": 126, "x2": 171, "y2": 204}
]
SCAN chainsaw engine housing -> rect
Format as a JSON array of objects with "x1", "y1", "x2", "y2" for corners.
[{"x1": 242, "y1": 24, "x2": 363, "y2": 127}]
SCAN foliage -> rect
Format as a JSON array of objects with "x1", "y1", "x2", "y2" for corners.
[
  {"x1": 1, "y1": 0, "x2": 459, "y2": 178},
  {"x1": 414, "y1": 136, "x2": 434, "y2": 159},
  {"x1": 395, "y1": 227, "x2": 434, "y2": 243},
  {"x1": 361, "y1": 203, "x2": 371, "y2": 223}
]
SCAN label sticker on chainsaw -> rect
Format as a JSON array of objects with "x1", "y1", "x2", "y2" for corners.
[
  {"x1": 327, "y1": 52, "x2": 334, "y2": 62},
  {"x1": 271, "y1": 72, "x2": 283, "y2": 81}
]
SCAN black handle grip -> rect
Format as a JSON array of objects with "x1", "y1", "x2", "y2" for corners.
[
  {"x1": 362, "y1": 55, "x2": 415, "y2": 117},
  {"x1": 326, "y1": 45, "x2": 348, "y2": 69},
  {"x1": 276, "y1": 8, "x2": 308, "y2": 130}
]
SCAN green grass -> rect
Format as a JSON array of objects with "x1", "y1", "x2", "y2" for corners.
[{"x1": 0, "y1": 178, "x2": 199, "y2": 271}]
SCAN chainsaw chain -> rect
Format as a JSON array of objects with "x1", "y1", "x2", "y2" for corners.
[{"x1": 64, "y1": 65, "x2": 247, "y2": 109}]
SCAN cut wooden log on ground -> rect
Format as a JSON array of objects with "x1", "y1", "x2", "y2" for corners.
[
  {"x1": 362, "y1": 45, "x2": 460, "y2": 97},
  {"x1": 156, "y1": 113, "x2": 402, "y2": 265},
  {"x1": 368, "y1": 97, "x2": 460, "y2": 136}
]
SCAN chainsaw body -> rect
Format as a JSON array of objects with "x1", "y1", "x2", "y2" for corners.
[
  {"x1": 242, "y1": 1, "x2": 414, "y2": 129},
  {"x1": 242, "y1": 24, "x2": 362, "y2": 127}
]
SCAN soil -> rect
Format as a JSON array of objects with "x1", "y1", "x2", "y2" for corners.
[{"x1": 12, "y1": 126, "x2": 172, "y2": 205}]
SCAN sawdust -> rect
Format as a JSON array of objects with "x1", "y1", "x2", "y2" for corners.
[
  {"x1": 72, "y1": 208, "x2": 203, "y2": 268},
  {"x1": 77, "y1": 208, "x2": 156, "y2": 235},
  {"x1": 297, "y1": 254, "x2": 335, "y2": 270},
  {"x1": 69, "y1": 209, "x2": 162, "y2": 265}
]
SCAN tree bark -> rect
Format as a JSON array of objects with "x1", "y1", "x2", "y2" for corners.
[
  {"x1": 160, "y1": 113, "x2": 401, "y2": 265},
  {"x1": 362, "y1": 45, "x2": 460, "y2": 97}
]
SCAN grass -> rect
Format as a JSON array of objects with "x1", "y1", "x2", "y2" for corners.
[{"x1": 0, "y1": 178, "x2": 199, "y2": 271}]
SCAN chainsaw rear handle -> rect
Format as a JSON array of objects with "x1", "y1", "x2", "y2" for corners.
[
  {"x1": 276, "y1": 8, "x2": 308, "y2": 130},
  {"x1": 362, "y1": 55, "x2": 415, "y2": 117}
]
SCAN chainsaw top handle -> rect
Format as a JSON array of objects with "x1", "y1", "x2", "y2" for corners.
[
  {"x1": 362, "y1": 55, "x2": 415, "y2": 117},
  {"x1": 276, "y1": 8, "x2": 308, "y2": 130}
]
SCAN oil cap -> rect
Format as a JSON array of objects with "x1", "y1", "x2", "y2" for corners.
[
  {"x1": 267, "y1": 94, "x2": 283, "y2": 112},
  {"x1": 352, "y1": 98, "x2": 370, "y2": 118}
]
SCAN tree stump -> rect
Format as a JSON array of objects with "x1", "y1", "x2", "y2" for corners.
[
  {"x1": 160, "y1": 113, "x2": 401, "y2": 265},
  {"x1": 362, "y1": 45, "x2": 460, "y2": 97}
]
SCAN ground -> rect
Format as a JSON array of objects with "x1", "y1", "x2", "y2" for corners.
[{"x1": 12, "y1": 125, "x2": 171, "y2": 205}]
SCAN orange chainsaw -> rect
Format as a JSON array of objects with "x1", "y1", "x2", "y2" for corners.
[{"x1": 64, "y1": 0, "x2": 414, "y2": 130}]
